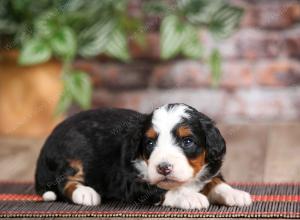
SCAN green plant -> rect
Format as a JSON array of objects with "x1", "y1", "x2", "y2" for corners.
[
  {"x1": 0, "y1": 0, "x2": 137, "y2": 114},
  {"x1": 0, "y1": 0, "x2": 243, "y2": 114},
  {"x1": 144, "y1": 0, "x2": 243, "y2": 86}
]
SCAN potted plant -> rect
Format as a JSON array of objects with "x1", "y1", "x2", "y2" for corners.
[
  {"x1": 0, "y1": 0, "x2": 242, "y2": 137},
  {"x1": 0, "y1": 0, "x2": 136, "y2": 136}
]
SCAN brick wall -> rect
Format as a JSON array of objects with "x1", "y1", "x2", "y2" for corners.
[{"x1": 75, "y1": 0, "x2": 300, "y2": 122}]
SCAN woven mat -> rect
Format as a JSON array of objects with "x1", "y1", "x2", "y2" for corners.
[{"x1": 0, "y1": 182, "x2": 299, "y2": 218}]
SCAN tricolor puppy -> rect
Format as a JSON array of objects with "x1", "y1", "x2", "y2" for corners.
[{"x1": 35, "y1": 103, "x2": 252, "y2": 209}]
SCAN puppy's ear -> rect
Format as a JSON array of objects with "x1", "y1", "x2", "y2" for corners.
[{"x1": 199, "y1": 113, "x2": 226, "y2": 175}]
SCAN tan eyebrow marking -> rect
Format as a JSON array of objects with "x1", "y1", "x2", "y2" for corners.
[
  {"x1": 145, "y1": 127, "x2": 158, "y2": 139},
  {"x1": 177, "y1": 126, "x2": 193, "y2": 137}
]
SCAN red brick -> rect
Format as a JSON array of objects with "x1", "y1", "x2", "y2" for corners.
[
  {"x1": 284, "y1": 28, "x2": 300, "y2": 57},
  {"x1": 129, "y1": 32, "x2": 160, "y2": 60},
  {"x1": 236, "y1": 29, "x2": 284, "y2": 59},
  {"x1": 74, "y1": 60, "x2": 152, "y2": 89},
  {"x1": 127, "y1": 0, "x2": 143, "y2": 17},
  {"x1": 151, "y1": 61, "x2": 210, "y2": 88},
  {"x1": 201, "y1": 31, "x2": 239, "y2": 59},
  {"x1": 92, "y1": 89, "x2": 114, "y2": 107},
  {"x1": 219, "y1": 61, "x2": 254, "y2": 88},
  {"x1": 293, "y1": 3, "x2": 300, "y2": 20},
  {"x1": 240, "y1": 5, "x2": 258, "y2": 27},
  {"x1": 227, "y1": 0, "x2": 259, "y2": 27},
  {"x1": 255, "y1": 3, "x2": 298, "y2": 29},
  {"x1": 80, "y1": 25, "x2": 300, "y2": 63},
  {"x1": 255, "y1": 59, "x2": 300, "y2": 86},
  {"x1": 152, "y1": 60, "x2": 255, "y2": 89},
  {"x1": 202, "y1": 28, "x2": 288, "y2": 60},
  {"x1": 233, "y1": 0, "x2": 300, "y2": 29},
  {"x1": 92, "y1": 89, "x2": 227, "y2": 119}
]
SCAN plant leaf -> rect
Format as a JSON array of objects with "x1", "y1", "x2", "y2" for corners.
[
  {"x1": 14, "y1": 23, "x2": 33, "y2": 45},
  {"x1": 209, "y1": 48, "x2": 222, "y2": 87},
  {"x1": 11, "y1": 0, "x2": 31, "y2": 12},
  {"x1": 18, "y1": 38, "x2": 51, "y2": 65},
  {"x1": 181, "y1": 25, "x2": 203, "y2": 59},
  {"x1": 78, "y1": 19, "x2": 115, "y2": 57},
  {"x1": 178, "y1": 0, "x2": 209, "y2": 17},
  {"x1": 143, "y1": 1, "x2": 171, "y2": 16},
  {"x1": 160, "y1": 15, "x2": 185, "y2": 59},
  {"x1": 184, "y1": 0, "x2": 243, "y2": 39},
  {"x1": 105, "y1": 28, "x2": 130, "y2": 61},
  {"x1": 209, "y1": 5, "x2": 243, "y2": 39},
  {"x1": 0, "y1": 19, "x2": 19, "y2": 34},
  {"x1": 185, "y1": 0, "x2": 218, "y2": 24},
  {"x1": 34, "y1": 11, "x2": 58, "y2": 38},
  {"x1": 50, "y1": 26, "x2": 76, "y2": 59},
  {"x1": 65, "y1": 71, "x2": 92, "y2": 109},
  {"x1": 55, "y1": 87, "x2": 72, "y2": 116}
]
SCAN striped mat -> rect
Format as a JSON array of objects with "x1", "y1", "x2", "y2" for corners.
[{"x1": 0, "y1": 182, "x2": 299, "y2": 218}]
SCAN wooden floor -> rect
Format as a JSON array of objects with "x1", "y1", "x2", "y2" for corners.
[{"x1": 0, "y1": 122, "x2": 299, "y2": 182}]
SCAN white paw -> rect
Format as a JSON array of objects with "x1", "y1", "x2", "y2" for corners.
[
  {"x1": 72, "y1": 185, "x2": 101, "y2": 206},
  {"x1": 209, "y1": 183, "x2": 252, "y2": 206},
  {"x1": 163, "y1": 188, "x2": 209, "y2": 210},
  {"x1": 42, "y1": 191, "x2": 57, "y2": 201}
]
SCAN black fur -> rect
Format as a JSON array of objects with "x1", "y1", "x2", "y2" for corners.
[
  {"x1": 186, "y1": 105, "x2": 226, "y2": 180},
  {"x1": 35, "y1": 104, "x2": 226, "y2": 205},
  {"x1": 35, "y1": 108, "x2": 164, "y2": 204}
]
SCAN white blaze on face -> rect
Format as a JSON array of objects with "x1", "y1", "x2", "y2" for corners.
[{"x1": 148, "y1": 104, "x2": 194, "y2": 185}]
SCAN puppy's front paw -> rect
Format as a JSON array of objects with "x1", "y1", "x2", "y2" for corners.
[
  {"x1": 209, "y1": 183, "x2": 252, "y2": 207},
  {"x1": 72, "y1": 185, "x2": 101, "y2": 206},
  {"x1": 163, "y1": 188, "x2": 209, "y2": 210}
]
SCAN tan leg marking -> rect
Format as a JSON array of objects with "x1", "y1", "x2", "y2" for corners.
[
  {"x1": 64, "y1": 159, "x2": 84, "y2": 200},
  {"x1": 201, "y1": 176, "x2": 223, "y2": 196},
  {"x1": 202, "y1": 176, "x2": 252, "y2": 206}
]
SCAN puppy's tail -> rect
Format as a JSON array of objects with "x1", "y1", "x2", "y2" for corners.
[{"x1": 42, "y1": 191, "x2": 57, "y2": 201}]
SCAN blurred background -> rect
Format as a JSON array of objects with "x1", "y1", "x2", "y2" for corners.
[{"x1": 0, "y1": 0, "x2": 299, "y2": 183}]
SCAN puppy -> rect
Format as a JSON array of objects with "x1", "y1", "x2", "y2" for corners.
[{"x1": 35, "y1": 103, "x2": 252, "y2": 209}]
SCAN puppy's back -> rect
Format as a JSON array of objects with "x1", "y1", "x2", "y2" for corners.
[{"x1": 35, "y1": 108, "x2": 146, "y2": 198}]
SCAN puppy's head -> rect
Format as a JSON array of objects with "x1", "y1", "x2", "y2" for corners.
[{"x1": 139, "y1": 103, "x2": 226, "y2": 190}]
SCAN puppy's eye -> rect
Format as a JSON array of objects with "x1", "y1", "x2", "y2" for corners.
[
  {"x1": 182, "y1": 137, "x2": 194, "y2": 148},
  {"x1": 145, "y1": 139, "x2": 155, "y2": 150}
]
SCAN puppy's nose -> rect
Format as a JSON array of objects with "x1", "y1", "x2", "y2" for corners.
[{"x1": 157, "y1": 162, "x2": 173, "y2": 176}]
